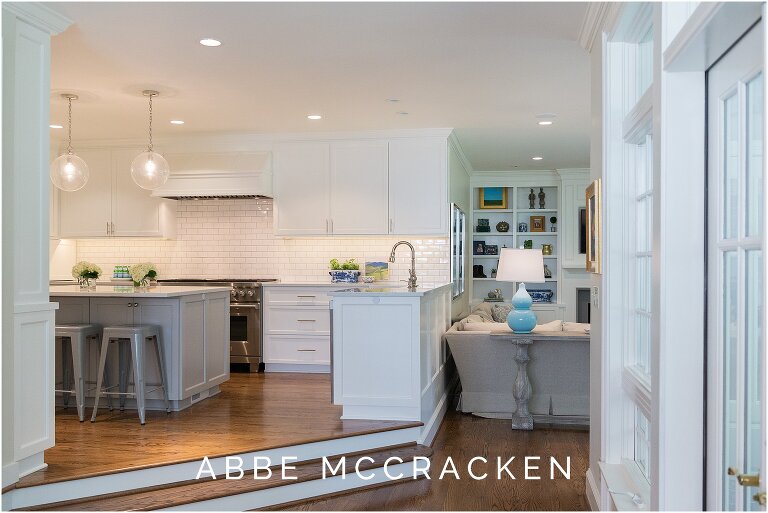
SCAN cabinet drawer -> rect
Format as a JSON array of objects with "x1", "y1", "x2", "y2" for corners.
[
  {"x1": 266, "y1": 307, "x2": 330, "y2": 334},
  {"x1": 264, "y1": 289, "x2": 332, "y2": 306},
  {"x1": 265, "y1": 336, "x2": 330, "y2": 364}
]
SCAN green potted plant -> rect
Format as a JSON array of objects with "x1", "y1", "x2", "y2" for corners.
[
  {"x1": 72, "y1": 261, "x2": 101, "y2": 289},
  {"x1": 329, "y1": 258, "x2": 361, "y2": 283},
  {"x1": 129, "y1": 262, "x2": 158, "y2": 289},
  {"x1": 549, "y1": 216, "x2": 557, "y2": 232}
]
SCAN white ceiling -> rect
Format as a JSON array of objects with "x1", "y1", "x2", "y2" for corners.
[{"x1": 46, "y1": 2, "x2": 590, "y2": 171}]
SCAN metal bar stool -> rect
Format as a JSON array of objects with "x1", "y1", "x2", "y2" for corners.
[
  {"x1": 91, "y1": 325, "x2": 170, "y2": 425},
  {"x1": 55, "y1": 324, "x2": 103, "y2": 422}
]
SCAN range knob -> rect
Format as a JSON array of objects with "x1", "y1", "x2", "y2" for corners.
[
  {"x1": 247, "y1": 290, "x2": 254, "y2": 297},
  {"x1": 230, "y1": 290, "x2": 237, "y2": 297},
  {"x1": 237, "y1": 290, "x2": 246, "y2": 297}
]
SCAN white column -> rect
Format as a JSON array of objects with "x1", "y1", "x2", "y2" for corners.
[{"x1": 2, "y1": 3, "x2": 71, "y2": 487}]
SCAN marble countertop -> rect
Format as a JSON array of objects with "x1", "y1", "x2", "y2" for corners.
[
  {"x1": 327, "y1": 283, "x2": 451, "y2": 297},
  {"x1": 50, "y1": 285, "x2": 231, "y2": 298}
]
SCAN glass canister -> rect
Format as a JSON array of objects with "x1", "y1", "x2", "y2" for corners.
[{"x1": 542, "y1": 244, "x2": 553, "y2": 255}]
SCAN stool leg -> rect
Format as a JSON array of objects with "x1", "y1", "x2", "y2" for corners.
[
  {"x1": 152, "y1": 335, "x2": 171, "y2": 413},
  {"x1": 71, "y1": 335, "x2": 85, "y2": 422},
  {"x1": 91, "y1": 335, "x2": 111, "y2": 422},
  {"x1": 119, "y1": 339, "x2": 131, "y2": 411},
  {"x1": 131, "y1": 333, "x2": 146, "y2": 425},
  {"x1": 61, "y1": 337, "x2": 72, "y2": 408}
]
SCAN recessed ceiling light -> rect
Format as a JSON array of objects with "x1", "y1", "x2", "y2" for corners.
[
  {"x1": 170, "y1": 120, "x2": 185, "y2": 125},
  {"x1": 49, "y1": 124, "x2": 63, "y2": 129},
  {"x1": 199, "y1": 38, "x2": 221, "y2": 47},
  {"x1": 307, "y1": 115, "x2": 322, "y2": 120},
  {"x1": 531, "y1": 156, "x2": 543, "y2": 161},
  {"x1": 537, "y1": 120, "x2": 553, "y2": 126},
  {"x1": 386, "y1": 98, "x2": 401, "y2": 103},
  {"x1": 396, "y1": 111, "x2": 409, "y2": 115}
]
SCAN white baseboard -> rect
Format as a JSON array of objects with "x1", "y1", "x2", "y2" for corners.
[
  {"x1": 265, "y1": 363, "x2": 330, "y2": 373},
  {"x1": 420, "y1": 392, "x2": 448, "y2": 446},
  {"x1": 2, "y1": 462, "x2": 19, "y2": 488},
  {"x1": 586, "y1": 467, "x2": 601, "y2": 511}
]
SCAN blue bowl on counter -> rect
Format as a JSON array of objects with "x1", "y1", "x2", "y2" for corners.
[
  {"x1": 329, "y1": 270, "x2": 361, "y2": 283},
  {"x1": 527, "y1": 289, "x2": 554, "y2": 303}
]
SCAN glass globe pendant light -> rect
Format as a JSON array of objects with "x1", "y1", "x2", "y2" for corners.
[
  {"x1": 131, "y1": 90, "x2": 170, "y2": 190},
  {"x1": 50, "y1": 94, "x2": 89, "y2": 192}
]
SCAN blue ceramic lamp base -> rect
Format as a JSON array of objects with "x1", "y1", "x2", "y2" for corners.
[{"x1": 507, "y1": 282, "x2": 537, "y2": 333}]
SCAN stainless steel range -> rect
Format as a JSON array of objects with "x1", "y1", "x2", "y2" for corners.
[{"x1": 157, "y1": 278, "x2": 278, "y2": 372}]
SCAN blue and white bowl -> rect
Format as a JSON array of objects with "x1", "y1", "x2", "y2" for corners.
[
  {"x1": 527, "y1": 289, "x2": 554, "y2": 303},
  {"x1": 329, "y1": 270, "x2": 360, "y2": 283}
]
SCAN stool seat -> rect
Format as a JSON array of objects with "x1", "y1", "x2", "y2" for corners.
[
  {"x1": 92, "y1": 324, "x2": 169, "y2": 425},
  {"x1": 56, "y1": 324, "x2": 101, "y2": 335}
]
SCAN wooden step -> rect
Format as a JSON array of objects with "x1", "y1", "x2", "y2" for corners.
[{"x1": 20, "y1": 444, "x2": 432, "y2": 511}]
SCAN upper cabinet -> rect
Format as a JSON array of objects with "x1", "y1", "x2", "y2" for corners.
[
  {"x1": 56, "y1": 146, "x2": 176, "y2": 238},
  {"x1": 273, "y1": 135, "x2": 449, "y2": 236}
]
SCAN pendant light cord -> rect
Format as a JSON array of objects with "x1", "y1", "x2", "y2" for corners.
[
  {"x1": 66, "y1": 96, "x2": 73, "y2": 155},
  {"x1": 148, "y1": 93, "x2": 153, "y2": 152}
]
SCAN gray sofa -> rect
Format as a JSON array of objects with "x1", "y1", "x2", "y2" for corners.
[{"x1": 444, "y1": 303, "x2": 590, "y2": 424}]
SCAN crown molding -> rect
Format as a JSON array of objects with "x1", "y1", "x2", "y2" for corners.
[
  {"x1": 3, "y1": 2, "x2": 72, "y2": 35},
  {"x1": 578, "y1": 2, "x2": 614, "y2": 53},
  {"x1": 448, "y1": 132, "x2": 475, "y2": 176}
]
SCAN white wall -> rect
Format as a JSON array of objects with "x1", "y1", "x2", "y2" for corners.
[{"x1": 74, "y1": 198, "x2": 450, "y2": 286}]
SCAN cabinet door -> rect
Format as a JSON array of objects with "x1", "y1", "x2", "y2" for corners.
[
  {"x1": 205, "y1": 294, "x2": 229, "y2": 385},
  {"x1": 388, "y1": 138, "x2": 448, "y2": 235},
  {"x1": 135, "y1": 298, "x2": 181, "y2": 400},
  {"x1": 273, "y1": 142, "x2": 331, "y2": 235},
  {"x1": 180, "y1": 295, "x2": 207, "y2": 397},
  {"x1": 58, "y1": 148, "x2": 112, "y2": 237},
  {"x1": 329, "y1": 141, "x2": 389, "y2": 234},
  {"x1": 111, "y1": 147, "x2": 166, "y2": 237}
]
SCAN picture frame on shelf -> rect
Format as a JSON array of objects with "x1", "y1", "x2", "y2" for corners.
[
  {"x1": 478, "y1": 187, "x2": 507, "y2": 209},
  {"x1": 518, "y1": 222, "x2": 528, "y2": 232},
  {"x1": 586, "y1": 179, "x2": 602, "y2": 273},
  {"x1": 485, "y1": 244, "x2": 498, "y2": 255},
  {"x1": 530, "y1": 215, "x2": 545, "y2": 232},
  {"x1": 473, "y1": 240, "x2": 486, "y2": 255}
]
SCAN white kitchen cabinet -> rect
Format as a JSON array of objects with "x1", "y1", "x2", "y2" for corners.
[
  {"x1": 57, "y1": 146, "x2": 176, "y2": 238},
  {"x1": 262, "y1": 285, "x2": 333, "y2": 373},
  {"x1": 389, "y1": 138, "x2": 448, "y2": 235},
  {"x1": 329, "y1": 141, "x2": 389, "y2": 234},
  {"x1": 58, "y1": 148, "x2": 113, "y2": 237},
  {"x1": 273, "y1": 142, "x2": 331, "y2": 236}
]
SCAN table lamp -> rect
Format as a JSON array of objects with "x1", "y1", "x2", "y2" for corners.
[{"x1": 495, "y1": 248, "x2": 545, "y2": 333}]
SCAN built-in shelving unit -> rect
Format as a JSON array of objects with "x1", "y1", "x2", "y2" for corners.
[{"x1": 470, "y1": 184, "x2": 561, "y2": 306}]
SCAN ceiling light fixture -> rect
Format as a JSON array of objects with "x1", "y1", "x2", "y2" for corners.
[
  {"x1": 537, "y1": 120, "x2": 553, "y2": 126},
  {"x1": 50, "y1": 124, "x2": 63, "y2": 129},
  {"x1": 170, "y1": 120, "x2": 185, "y2": 125},
  {"x1": 307, "y1": 115, "x2": 322, "y2": 120},
  {"x1": 50, "y1": 94, "x2": 89, "y2": 192},
  {"x1": 131, "y1": 90, "x2": 170, "y2": 190},
  {"x1": 199, "y1": 38, "x2": 221, "y2": 47},
  {"x1": 396, "y1": 111, "x2": 409, "y2": 115},
  {"x1": 531, "y1": 156, "x2": 543, "y2": 161},
  {"x1": 385, "y1": 98, "x2": 401, "y2": 103}
]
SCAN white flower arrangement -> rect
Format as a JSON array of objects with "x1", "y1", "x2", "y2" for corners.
[
  {"x1": 129, "y1": 262, "x2": 158, "y2": 285},
  {"x1": 71, "y1": 261, "x2": 102, "y2": 280}
]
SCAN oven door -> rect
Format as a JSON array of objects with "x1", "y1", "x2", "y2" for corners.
[{"x1": 230, "y1": 303, "x2": 261, "y2": 368}]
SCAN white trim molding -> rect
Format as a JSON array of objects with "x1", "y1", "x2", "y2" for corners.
[
  {"x1": 2, "y1": 2, "x2": 71, "y2": 35},
  {"x1": 578, "y1": 3, "x2": 615, "y2": 53}
]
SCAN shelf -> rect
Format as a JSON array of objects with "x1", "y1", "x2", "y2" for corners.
[
  {"x1": 473, "y1": 209, "x2": 514, "y2": 213},
  {"x1": 517, "y1": 209, "x2": 558, "y2": 213},
  {"x1": 472, "y1": 232, "x2": 515, "y2": 236},
  {"x1": 516, "y1": 232, "x2": 558, "y2": 236}
]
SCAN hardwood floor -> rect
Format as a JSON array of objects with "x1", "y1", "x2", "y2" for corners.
[
  {"x1": 274, "y1": 411, "x2": 590, "y2": 511},
  {"x1": 17, "y1": 372, "x2": 418, "y2": 488}
]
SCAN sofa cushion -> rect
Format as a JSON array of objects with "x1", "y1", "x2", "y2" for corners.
[
  {"x1": 461, "y1": 322, "x2": 513, "y2": 332},
  {"x1": 491, "y1": 304, "x2": 512, "y2": 322},
  {"x1": 469, "y1": 302, "x2": 495, "y2": 322},
  {"x1": 563, "y1": 321, "x2": 590, "y2": 333},
  {"x1": 533, "y1": 320, "x2": 564, "y2": 332}
]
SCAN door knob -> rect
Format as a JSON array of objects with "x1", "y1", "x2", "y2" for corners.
[
  {"x1": 727, "y1": 467, "x2": 761, "y2": 487},
  {"x1": 753, "y1": 492, "x2": 766, "y2": 506}
]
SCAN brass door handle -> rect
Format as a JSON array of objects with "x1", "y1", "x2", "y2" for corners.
[
  {"x1": 727, "y1": 467, "x2": 761, "y2": 487},
  {"x1": 753, "y1": 492, "x2": 766, "y2": 506}
]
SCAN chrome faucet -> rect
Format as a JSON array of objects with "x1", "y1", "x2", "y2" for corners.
[{"x1": 389, "y1": 241, "x2": 418, "y2": 290}]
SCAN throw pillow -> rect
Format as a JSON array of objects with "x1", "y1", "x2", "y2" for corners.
[
  {"x1": 491, "y1": 304, "x2": 513, "y2": 323},
  {"x1": 532, "y1": 320, "x2": 564, "y2": 332},
  {"x1": 563, "y1": 321, "x2": 590, "y2": 333}
]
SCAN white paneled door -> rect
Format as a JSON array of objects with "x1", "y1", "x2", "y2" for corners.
[{"x1": 707, "y1": 20, "x2": 766, "y2": 511}]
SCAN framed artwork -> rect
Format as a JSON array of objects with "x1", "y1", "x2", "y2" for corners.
[
  {"x1": 365, "y1": 260, "x2": 390, "y2": 281},
  {"x1": 479, "y1": 187, "x2": 507, "y2": 209},
  {"x1": 449, "y1": 204, "x2": 466, "y2": 299},
  {"x1": 473, "y1": 240, "x2": 486, "y2": 255},
  {"x1": 586, "y1": 179, "x2": 602, "y2": 273},
  {"x1": 579, "y1": 207, "x2": 587, "y2": 255},
  {"x1": 485, "y1": 244, "x2": 498, "y2": 255},
  {"x1": 530, "y1": 215, "x2": 545, "y2": 232}
]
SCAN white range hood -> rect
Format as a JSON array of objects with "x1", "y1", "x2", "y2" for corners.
[{"x1": 151, "y1": 151, "x2": 272, "y2": 199}]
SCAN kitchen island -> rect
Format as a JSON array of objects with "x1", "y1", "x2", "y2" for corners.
[
  {"x1": 50, "y1": 285, "x2": 230, "y2": 411},
  {"x1": 329, "y1": 284, "x2": 452, "y2": 444}
]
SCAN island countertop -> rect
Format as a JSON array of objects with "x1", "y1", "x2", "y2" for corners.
[
  {"x1": 49, "y1": 285, "x2": 231, "y2": 297},
  {"x1": 327, "y1": 283, "x2": 451, "y2": 297}
]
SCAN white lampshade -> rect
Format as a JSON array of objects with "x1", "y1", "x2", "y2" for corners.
[{"x1": 495, "y1": 248, "x2": 545, "y2": 283}]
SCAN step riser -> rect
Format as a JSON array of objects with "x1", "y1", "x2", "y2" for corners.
[
  {"x1": 4, "y1": 427, "x2": 421, "y2": 510},
  {"x1": 160, "y1": 461, "x2": 416, "y2": 511}
]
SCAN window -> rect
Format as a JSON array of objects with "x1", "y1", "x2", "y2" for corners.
[{"x1": 632, "y1": 136, "x2": 653, "y2": 377}]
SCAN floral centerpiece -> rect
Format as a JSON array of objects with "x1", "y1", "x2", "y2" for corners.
[
  {"x1": 129, "y1": 262, "x2": 158, "y2": 289},
  {"x1": 72, "y1": 261, "x2": 102, "y2": 289}
]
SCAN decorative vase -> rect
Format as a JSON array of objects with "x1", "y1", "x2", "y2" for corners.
[
  {"x1": 329, "y1": 270, "x2": 360, "y2": 283},
  {"x1": 133, "y1": 277, "x2": 150, "y2": 290},
  {"x1": 496, "y1": 221, "x2": 510, "y2": 232},
  {"x1": 78, "y1": 276, "x2": 95, "y2": 289},
  {"x1": 542, "y1": 244, "x2": 553, "y2": 255}
]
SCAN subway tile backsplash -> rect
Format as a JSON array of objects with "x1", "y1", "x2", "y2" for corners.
[{"x1": 75, "y1": 199, "x2": 450, "y2": 286}]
